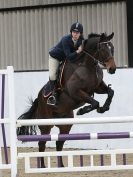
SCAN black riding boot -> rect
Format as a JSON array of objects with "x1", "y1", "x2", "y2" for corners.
[{"x1": 47, "y1": 80, "x2": 58, "y2": 105}]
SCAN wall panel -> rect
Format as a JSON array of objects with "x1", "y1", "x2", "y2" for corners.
[{"x1": 0, "y1": 1, "x2": 128, "y2": 70}]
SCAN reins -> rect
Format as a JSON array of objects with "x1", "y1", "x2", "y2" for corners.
[
  {"x1": 83, "y1": 49, "x2": 99, "y2": 65},
  {"x1": 83, "y1": 40, "x2": 112, "y2": 66}
]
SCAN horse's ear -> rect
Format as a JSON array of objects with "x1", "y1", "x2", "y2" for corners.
[
  {"x1": 100, "y1": 33, "x2": 106, "y2": 42},
  {"x1": 107, "y1": 32, "x2": 114, "y2": 41}
]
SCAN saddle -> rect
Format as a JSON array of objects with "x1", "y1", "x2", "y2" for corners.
[{"x1": 42, "y1": 61, "x2": 66, "y2": 98}]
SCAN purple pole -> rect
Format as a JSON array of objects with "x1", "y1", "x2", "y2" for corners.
[
  {"x1": 98, "y1": 132, "x2": 129, "y2": 139},
  {"x1": 18, "y1": 132, "x2": 131, "y2": 142},
  {"x1": 1, "y1": 74, "x2": 8, "y2": 164}
]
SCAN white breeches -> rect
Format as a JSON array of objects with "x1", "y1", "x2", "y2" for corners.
[{"x1": 49, "y1": 55, "x2": 60, "y2": 81}]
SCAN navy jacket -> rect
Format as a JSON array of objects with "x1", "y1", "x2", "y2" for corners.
[{"x1": 49, "y1": 34, "x2": 84, "y2": 62}]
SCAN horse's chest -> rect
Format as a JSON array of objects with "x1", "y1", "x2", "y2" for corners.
[
  {"x1": 83, "y1": 68, "x2": 103, "y2": 89},
  {"x1": 76, "y1": 67, "x2": 101, "y2": 83}
]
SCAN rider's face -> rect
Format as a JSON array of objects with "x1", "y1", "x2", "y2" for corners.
[{"x1": 71, "y1": 31, "x2": 81, "y2": 41}]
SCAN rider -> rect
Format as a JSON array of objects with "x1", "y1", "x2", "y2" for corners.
[{"x1": 47, "y1": 22, "x2": 84, "y2": 105}]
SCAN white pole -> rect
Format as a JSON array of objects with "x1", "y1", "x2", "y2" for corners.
[
  {"x1": 0, "y1": 119, "x2": 10, "y2": 124},
  {"x1": 8, "y1": 66, "x2": 17, "y2": 177},
  {"x1": 17, "y1": 116, "x2": 133, "y2": 126}
]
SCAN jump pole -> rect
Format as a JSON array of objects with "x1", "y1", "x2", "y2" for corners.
[
  {"x1": 17, "y1": 115, "x2": 133, "y2": 172},
  {"x1": 18, "y1": 132, "x2": 131, "y2": 167},
  {"x1": 18, "y1": 132, "x2": 133, "y2": 142},
  {"x1": 17, "y1": 116, "x2": 133, "y2": 127}
]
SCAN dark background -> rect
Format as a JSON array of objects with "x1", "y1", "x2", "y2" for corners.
[{"x1": 127, "y1": 0, "x2": 133, "y2": 67}]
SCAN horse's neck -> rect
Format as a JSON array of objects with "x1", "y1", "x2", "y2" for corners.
[
  {"x1": 78, "y1": 54, "x2": 103, "y2": 81},
  {"x1": 63, "y1": 61, "x2": 79, "y2": 81},
  {"x1": 62, "y1": 53, "x2": 103, "y2": 87},
  {"x1": 82, "y1": 53, "x2": 98, "y2": 68},
  {"x1": 63, "y1": 54, "x2": 97, "y2": 80}
]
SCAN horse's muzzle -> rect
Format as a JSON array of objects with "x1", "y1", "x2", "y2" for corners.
[{"x1": 108, "y1": 68, "x2": 116, "y2": 74}]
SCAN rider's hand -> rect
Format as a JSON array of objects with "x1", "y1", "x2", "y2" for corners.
[{"x1": 76, "y1": 45, "x2": 83, "y2": 54}]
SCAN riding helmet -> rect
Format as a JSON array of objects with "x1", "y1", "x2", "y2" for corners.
[{"x1": 70, "y1": 22, "x2": 83, "y2": 34}]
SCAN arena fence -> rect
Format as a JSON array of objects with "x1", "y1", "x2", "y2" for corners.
[
  {"x1": 16, "y1": 117, "x2": 133, "y2": 174},
  {"x1": 0, "y1": 66, "x2": 17, "y2": 177},
  {"x1": 1, "y1": 66, "x2": 133, "y2": 177}
]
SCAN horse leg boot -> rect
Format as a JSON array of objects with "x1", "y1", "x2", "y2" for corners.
[
  {"x1": 97, "y1": 85, "x2": 114, "y2": 113},
  {"x1": 77, "y1": 91, "x2": 99, "y2": 115},
  {"x1": 77, "y1": 97, "x2": 99, "y2": 115}
]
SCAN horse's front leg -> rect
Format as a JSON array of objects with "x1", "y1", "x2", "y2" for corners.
[
  {"x1": 77, "y1": 90, "x2": 99, "y2": 115},
  {"x1": 95, "y1": 81, "x2": 114, "y2": 113}
]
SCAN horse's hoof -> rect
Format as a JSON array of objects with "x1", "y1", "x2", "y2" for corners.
[
  {"x1": 59, "y1": 164, "x2": 64, "y2": 168},
  {"x1": 77, "y1": 108, "x2": 84, "y2": 115},
  {"x1": 97, "y1": 106, "x2": 110, "y2": 113},
  {"x1": 40, "y1": 164, "x2": 46, "y2": 168},
  {"x1": 97, "y1": 107, "x2": 105, "y2": 113}
]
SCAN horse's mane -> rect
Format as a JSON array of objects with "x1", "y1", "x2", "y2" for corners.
[{"x1": 88, "y1": 32, "x2": 107, "y2": 39}]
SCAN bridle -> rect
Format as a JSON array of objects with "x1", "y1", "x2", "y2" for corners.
[{"x1": 83, "y1": 40, "x2": 113, "y2": 66}]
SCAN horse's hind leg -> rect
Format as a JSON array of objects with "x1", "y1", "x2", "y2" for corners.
[
  {"x1": 38, "y1": 125, "x2": 53, "y2": 168},
  {"x1": 56, "y1": 112, "x2": 73, "y2": 167},
  {"x1": 56, "y1": 140, "x2": 65, "y2": 167},
  {"x1": 56, "y1": 124, "x2": 72, "y2": 167}
]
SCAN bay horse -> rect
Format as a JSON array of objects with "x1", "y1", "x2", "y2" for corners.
[{"x1": 17, "y1": 32, "x2": 116, "y2": 167}]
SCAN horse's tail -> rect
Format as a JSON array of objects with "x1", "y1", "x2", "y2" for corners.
[{"x1": 17, "y1": 98, "x2": 38, "y2": 136}]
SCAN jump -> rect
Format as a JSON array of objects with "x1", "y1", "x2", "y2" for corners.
[{"x1": 17, "y1": 32, "x2": 116, "y2": 168}]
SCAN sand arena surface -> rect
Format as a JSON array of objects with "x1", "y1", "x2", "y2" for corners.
[{"x1": 1, "y1": 147, "x2": 133, "y2": 177}]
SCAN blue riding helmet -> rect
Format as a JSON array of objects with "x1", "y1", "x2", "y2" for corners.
[{"x1": 70, "y1": 22, "x2": 83, "y2": 34}]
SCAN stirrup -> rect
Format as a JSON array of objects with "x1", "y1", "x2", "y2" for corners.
[{"x1": 47, "y1": 95, "x2": 57, "y2": 106}]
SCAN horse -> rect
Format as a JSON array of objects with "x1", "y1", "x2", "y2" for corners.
[{"x1": 17, "y1": 32, "x2": 116, "y2": 168}]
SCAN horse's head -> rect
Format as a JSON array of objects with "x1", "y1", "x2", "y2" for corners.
[{"x1": 83, "y1": 32, "x2": 116, "y2": 74}]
